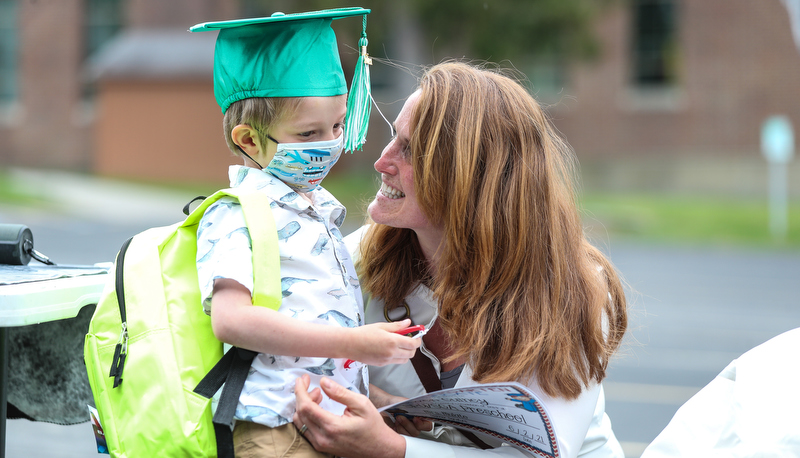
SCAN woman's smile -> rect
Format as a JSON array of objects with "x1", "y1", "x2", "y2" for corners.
[{"x1": 379, "y1": 182, "x2": 405, "y2": 199}]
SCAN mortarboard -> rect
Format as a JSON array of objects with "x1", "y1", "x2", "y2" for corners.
[{"x1": 190, "y1": 7, "x2": 372, "y2": 151}]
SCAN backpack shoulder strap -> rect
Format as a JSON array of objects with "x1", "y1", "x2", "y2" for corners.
[
  {"x1": 184, "y1": 188, "x2": 281, "y2": 310},
  {"x1": 186, "y1": 188, "x2": 281, "y2": 457}
]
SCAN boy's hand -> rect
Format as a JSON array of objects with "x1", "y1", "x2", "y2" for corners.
[{"x1": 347, "y1": 319, "x2": 421, "y2": 367}]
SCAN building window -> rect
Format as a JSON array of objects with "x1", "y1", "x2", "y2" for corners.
[
  {"x1": 525, "y1": 57, "x2": 568, "y2": 106},
  {"x1": 240, "y1": 0, "x2": 271, "y2": 17},
  {"x1": 85, "y1": 0, "x2": 124, "y2": 58},
  {"x1": 631, "y1": 0, "x2": 678, "y2": 87},
  {"x1": 0, "y1": 0, "x2": 18, "y2": 105},
  {"x1": 84, "y1": 0, "x2": 123, "y2": 99}
]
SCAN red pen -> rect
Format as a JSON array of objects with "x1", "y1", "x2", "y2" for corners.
[{"x1": 343, "y1": 325, "x2": 426, "y2": 369}]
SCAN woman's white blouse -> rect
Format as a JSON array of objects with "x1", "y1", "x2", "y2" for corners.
[{"x1": 344, "y1": 227, "x2": 624, "y2": 458}]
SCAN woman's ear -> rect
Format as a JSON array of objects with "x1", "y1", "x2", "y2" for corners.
[{"x1": 231, "y1": 124, "x2": 263, "y2": 157}]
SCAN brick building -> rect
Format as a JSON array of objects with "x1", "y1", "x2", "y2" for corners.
[
  {"x1": 1, "y1": 0, "x2": 798, "y2": 193},
  {"x1": 0, "y1": 0, "x2": 239, "y2": 182},
  {"x1": 553, "y1": 0, "x2": 800, "y2": 194}
]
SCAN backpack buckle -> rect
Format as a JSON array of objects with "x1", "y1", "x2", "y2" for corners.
[{"x1": 110, "y1": 322, "x2": 129, "y2": 388}]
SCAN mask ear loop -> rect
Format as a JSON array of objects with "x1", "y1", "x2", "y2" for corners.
[
  {"x1": 236, "y1": 126, "x2": 282, "y2": 169},
  {"x1": 236, "y1": 145, "x2": 263, "y2": 169}
]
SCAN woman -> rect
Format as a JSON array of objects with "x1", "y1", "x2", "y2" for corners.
[{"x1": 294, "y1": 61, "x2": 628, "y2": 458}]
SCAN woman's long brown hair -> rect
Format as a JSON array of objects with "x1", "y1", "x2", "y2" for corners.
[{"x1": 358, "y1": 62, "x2": 627, "y2": 400}]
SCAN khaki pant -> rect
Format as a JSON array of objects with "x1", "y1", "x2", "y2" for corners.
[{"x1": 233, "y1": 421, "x2": 333, "y2": 458}]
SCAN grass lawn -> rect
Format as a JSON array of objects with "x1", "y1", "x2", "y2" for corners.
[
  {"x1": 3, "y1": 168, "x2": 798, "y2": 249},
  {"x1": 325, "y1": 171, "x2": 800, "y2": 249},
  {"x1": 581, "y1": 193, "x2": 800, "y2": 249},
  {"x1": 0, "y1": 170, "x2": 51, "y2": 207}
]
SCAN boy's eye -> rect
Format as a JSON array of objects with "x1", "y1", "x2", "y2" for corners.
[{"x1": 298, "y1": 131, "x2": 314, "y2": 138}]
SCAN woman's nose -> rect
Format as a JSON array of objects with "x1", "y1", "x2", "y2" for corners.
[{"x1": 374, "y1": 147, "x2": 397, "y2": 175}]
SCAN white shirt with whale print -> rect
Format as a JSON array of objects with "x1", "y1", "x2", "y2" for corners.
[{"x1": 197, "y1": 165, "x2": 367, "y2": 428}]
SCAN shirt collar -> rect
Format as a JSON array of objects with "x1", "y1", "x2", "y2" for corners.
[{"x1": 228, "y1": 165, "x2": 346, "y2": 226}]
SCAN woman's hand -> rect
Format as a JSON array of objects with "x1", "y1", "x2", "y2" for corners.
[
  {"x1": 368, "y1": 383, "x2": 407, "y2": 409},
  {"x1": 368, "y1": 384, "x2": 434, "y2": 437},
  {"x1": 392, "y1": 415, "x2": 435, "y2": 438},
  {"x1": 294, "y1": 375, "x2": 407, "y2": 458},
  {"x1": 348, "y1": 319, "x2": 421, "y2": 366}
]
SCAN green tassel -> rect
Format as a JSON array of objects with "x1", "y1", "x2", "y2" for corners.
[{"x1": 344, "y1": 15, "x2": 372, "y2": 152}]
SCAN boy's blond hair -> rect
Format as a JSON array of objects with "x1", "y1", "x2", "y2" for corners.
[{"x1": 222, "y1": 97, "x2": 303, "y2": 156}]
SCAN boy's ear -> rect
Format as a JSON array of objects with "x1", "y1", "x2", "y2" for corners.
[{"x1": 231, "y1": 124, "x2": 263, "y2": 155}]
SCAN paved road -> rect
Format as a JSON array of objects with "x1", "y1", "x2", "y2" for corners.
[
  {"x1": 599, "y1": 241, "x2": 800, "y2": 456},
  {"x1": 2, "y1": 169, "x2": 799, "y2": 457}
]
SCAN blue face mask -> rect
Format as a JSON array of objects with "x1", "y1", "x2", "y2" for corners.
[{"x1": 264, "y1": 134, "x2": 344, "y2": 192}]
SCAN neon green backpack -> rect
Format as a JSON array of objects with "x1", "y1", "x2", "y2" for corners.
[{"x1": 84, "y1": 188, "x2": 280, "y2": 458}]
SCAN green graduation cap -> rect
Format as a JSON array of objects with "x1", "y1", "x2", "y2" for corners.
[{"x1": 190, "y1": 7, "x2": 372, "y2": 151}]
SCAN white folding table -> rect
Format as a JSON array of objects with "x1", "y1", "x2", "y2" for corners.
[{"x1": 0, "y1": 266, "x2": 109, "y2": 458}]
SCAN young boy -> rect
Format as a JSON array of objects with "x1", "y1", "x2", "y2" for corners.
[{"x1": 190, "y1": 9, "x2": 420, "y2": 458}]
